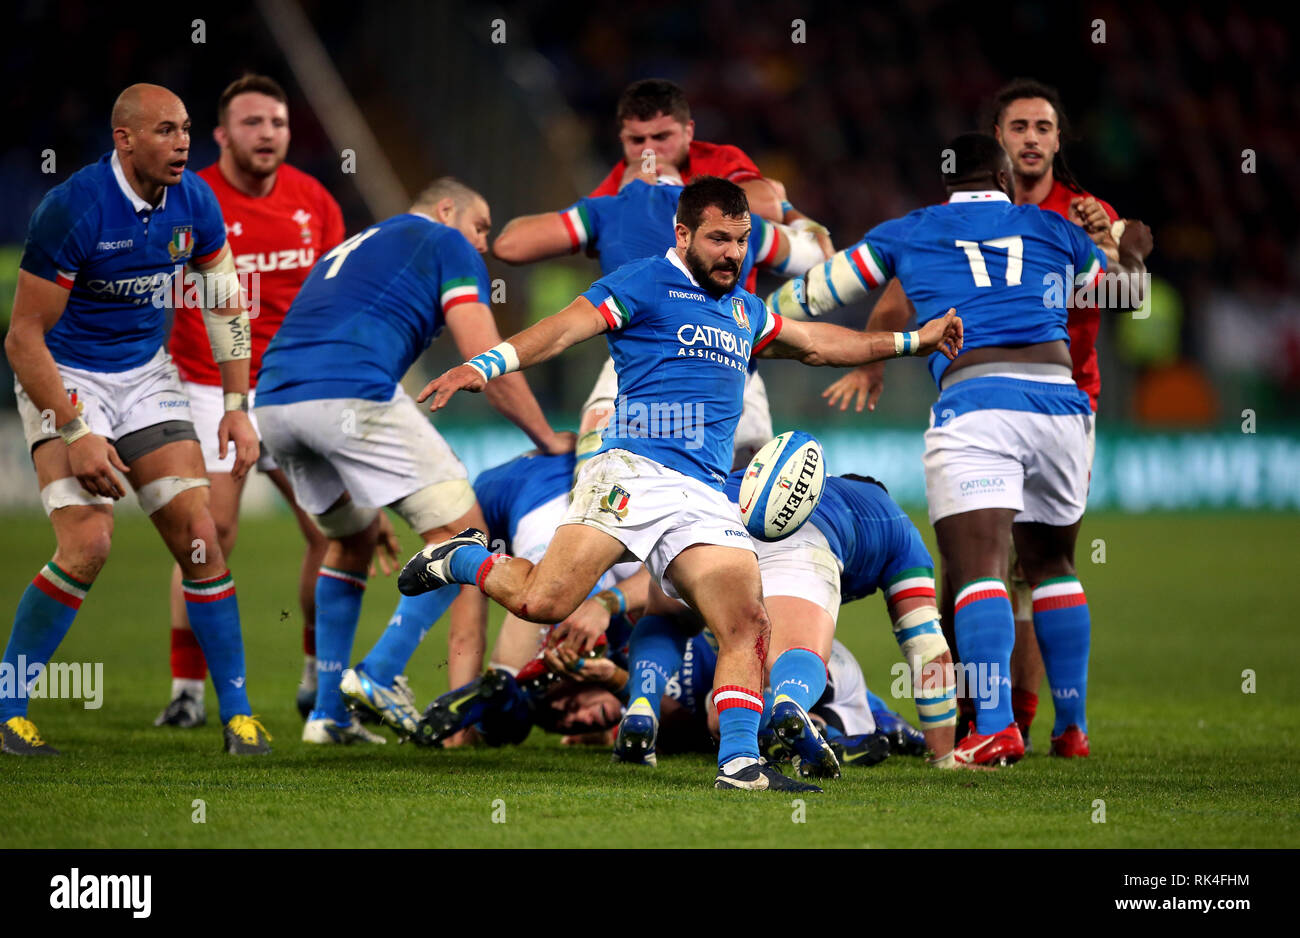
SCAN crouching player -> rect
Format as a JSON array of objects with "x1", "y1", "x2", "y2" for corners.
[
  {"x1": 253, "y1": 178, "x2": 571, "y2": 744},
  {"x1": 616, "y1": 471, "x2": 957, "y2": 776},
  {"x1": 2, "y1": 84, "x2": 270, "y2": 755}
]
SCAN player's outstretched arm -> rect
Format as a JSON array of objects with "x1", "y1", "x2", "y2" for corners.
[
  {"x1": 492, "y1": 213, "x2": 575, "y2": 265},
  {"x1": 419, "y1": 296, "x2": 609, "y2": 414},
  {"x1": 5, "y1": 270, "x2": 129, "y2": 498},
  {"x1": 444, "y1": 301, "x2": 572, "y2": 453},
  {"x1": 760, "y1": 309, "x2": 962, "y2": 367},
  {"x1": 192, "y1": 245, "x2": 258, "y2": 480},
  {"x1": 822, "y1": 279, "x2": 916, "y2": 413}
]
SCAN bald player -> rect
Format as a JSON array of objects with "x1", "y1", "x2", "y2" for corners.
[{"x1": 2, "y1": 84, "x2": 271, "y2": 755}]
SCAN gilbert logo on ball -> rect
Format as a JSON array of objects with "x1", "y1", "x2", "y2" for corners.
[{"x1": 737, "y1": 431, "x2": 825, "y2": 541}]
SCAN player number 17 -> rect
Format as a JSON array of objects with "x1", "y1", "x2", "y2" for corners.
[{"x1": 954, "y1": 236, "x2": 1022, "y2": 287}]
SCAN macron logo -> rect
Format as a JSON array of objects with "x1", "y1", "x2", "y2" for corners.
[
  {"x1": 96, "y1": 240, "x2": 133, "y2": 251},
  {"x1": 50, "y1": 868, "x2": 151, "y2": 918},
  {"x1": 668, "y1": 289, "x2": 706, "y2": 302}
]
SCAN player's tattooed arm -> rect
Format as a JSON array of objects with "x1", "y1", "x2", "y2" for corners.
[
  {"x1": 492, "y1": 213, "x2": 576, "y2": 265},
  {"x1": 822, "y1": 279, "x2": 916, "y2": 413},
  {"x1": 760, "y1": 309, "x2": 962, "y2": 367},
  {"x1": 420, "y1": 296, "x2": 608, "y2": 414},
  {"x1": 5, "y1": 270, "x2": 129, "y2": 497}
]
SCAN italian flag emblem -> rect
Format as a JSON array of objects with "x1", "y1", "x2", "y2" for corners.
[
  {"x1": 599, "y1": 485, "x2": 631, "y2": 521},
  {"x1": 168, "y1": 225, "x2": 194, "y2": 261}
]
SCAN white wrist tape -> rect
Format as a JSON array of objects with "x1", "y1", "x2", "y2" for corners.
[
  {"x1": 772, "y1": 224, "x2": 825, "y2": 278},
  {"x1": 199, "y1": 252, "x2": 250, "y2": 363},
  {"x1": 465, "y1": 341, "x2": 520, "y2": 382},
  {"x1": 223, "y1": 392, "x2": 249, "y2": 413},
  {"x1": 892, "y1": 331, "x2": 921, "y2": 357},
  {"x1": 58, "y1": 415, "x2": 92, "y2": 446}
]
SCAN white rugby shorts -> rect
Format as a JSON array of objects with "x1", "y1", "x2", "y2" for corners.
[
  {"x1": 563, "y1": 448, "x2": 754, "y2": 597},
  {"x1": 16, "y1": 347, "x2": 193, "y2": 453},
  {"x1": 752, "y1": 521, "x2": 843, "y2": 621},
  {"x1": 254, "y1": 385, "x2": 467, "y2": 515},
  {"x1": 923, "y1": 371, "x2": 1092, "y2": 526}
]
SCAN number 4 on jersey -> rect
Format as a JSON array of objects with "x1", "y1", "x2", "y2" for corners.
[
  {"x1": 955, "y1": 236, "x2": 1023, "y2": 287},
  {"x1": 321, "y1": 228, "x2": 380, "y2": 279}
]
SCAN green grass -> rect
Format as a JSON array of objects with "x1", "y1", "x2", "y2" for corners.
[{"x1": 1, "y1": 509, "x2": 1297, "y2": 847}]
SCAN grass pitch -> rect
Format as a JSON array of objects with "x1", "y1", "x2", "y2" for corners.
[{"x1": 1, "y1": 509, "x2": 1297, "y2": 848}]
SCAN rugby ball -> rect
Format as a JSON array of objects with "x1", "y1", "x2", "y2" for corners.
[{"x1": 737, "y1": 431, "x2": 825, "y2": 542}]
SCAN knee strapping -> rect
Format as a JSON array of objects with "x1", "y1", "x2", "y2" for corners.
[
  {"x1": 40, "y1": 478, "x2": 113, "y2": 515},
  {"x1": 136, "y1": 476, "x2": 210, "y2": 515},
  {"x1": 391, "y1": 479, "x2": 475, "y2": 533},
  {"x1": 314, "y1": 500, "x2": 379, "y2": 538}
]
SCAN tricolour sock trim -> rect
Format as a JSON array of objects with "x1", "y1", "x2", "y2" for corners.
[
  {"x1": 712, "y1": 684, "x2": 763, "y2": 713},
  {"x1": 33, "y1": 562, "x2": 90, "y2": 610},
  {"x1": 955, "y1": 577, "x2": 1009, "y2": 612},
  {"x1": 182, "y1": 570, "x2": 236, "y2": 603},
  {"x1": 319, "y1": 567, "x2": 368, "y2": 590}
]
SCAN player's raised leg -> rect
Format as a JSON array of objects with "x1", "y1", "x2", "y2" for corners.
[
  {"x1": 666, "y1": 544, "x2": 821, "y2": 793},
  {"x1": 127, "y1": 437, "x2": 270, "y2": 755},
  {"x1": 1, "y1": 441, "x2": 115, "y2": 756}
]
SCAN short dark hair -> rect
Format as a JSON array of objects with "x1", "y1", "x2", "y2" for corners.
[
  {"x1": 986, "y1": 77, "x2": 1084, "y2": 193},
  {"x1": 217, "y1": 74, "x2": 288, "y2": 125},
  {"x1": 616, "y1": 78, "x2": 690, "y2": 126},
  {"x1": 676, "y1": 176, "x2": 749, "y2": 232},
  {"x1": 942, "y1": 133, "x2": 1008, "y2": 187}
]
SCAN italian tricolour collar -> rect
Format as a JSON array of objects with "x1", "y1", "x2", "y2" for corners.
[
  {"x1": 111, "y1": 150, "x2": 166, "y2": 213},
  {"x1": 947, "y1": 190, "x2": 1011, "y2": 204},
  {"x1": 665, "y1": 248, "x2": 702, "y2": 288}
]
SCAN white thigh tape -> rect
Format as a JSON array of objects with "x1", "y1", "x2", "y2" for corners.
[
  {"x1": 40, "y1": 477, "x2": 114, "y2": 515},
  {"x1": 391, "y1": 479, "x2": 476, "y2": 534},
  {"x1": 892, "y1": 605, "x2": 950, "y2": 666},
  {"x1": 136, "y1": 476, "x2": 210, "y2": 515},
  {"x1": 313, "y1": 500, "x2": 379, "y2": 538}
]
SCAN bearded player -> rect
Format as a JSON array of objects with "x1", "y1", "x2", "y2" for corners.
[
  {"x1": 157, "y1": 75, "x2": 344, "y2": 729},
  {"x1": 400, "y1": 177, "x2": 961, "y2": 791}
]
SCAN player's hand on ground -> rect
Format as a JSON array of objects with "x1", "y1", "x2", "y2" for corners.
[
  {"x1": 542, "y1": 430, "x2": 578, "y2": 455},
  {"x1": 218, "y1": 411, "x2": 260, "y2": 482},
  {"x1": 1118, "y1": 219, "x2": 1154, "y2": 260},
  {"x1": 823, "y1": 363, "x2": 883, "y2": 412},
  {"x1": 552, "y1": 598, "x2": 610, "y2": 654},
  {"x1": 918, "y1": 308, "x2": 963, "y2": 359},
  {"x1": 67, "y1": 434, "x2": 128, "y2": 499},
  {"x1": 370, "y1": 511, "x2": 402, "y2": 577},
  {"x1": 417, "y1": 364, "x2": 487, "y2": 412}
]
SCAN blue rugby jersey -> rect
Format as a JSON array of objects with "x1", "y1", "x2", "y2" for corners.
[
  {"x1": 474, "y1": 451, "x2": 576, "y2": 553},
  {"x1": 256, "y1": 213, "x2": 490, "y2": 405},
  {"x1": 581, "y1": 251, "x2": 782, "y2": 487},
  {"x1": 19, "y1": 151, "x2": 226, "y2": 371},
  {"x1": 839, "y1": 191, "x2": 1108, "y2": 387},
  {"x1": 561, "y1": 179, "x2": 769, "y2": 284}
]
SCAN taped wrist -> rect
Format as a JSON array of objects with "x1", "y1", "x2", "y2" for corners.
[
  {"x1": 892, "y1": 330, "x2": 922, "y2": 357},
  {"x1": 766, "y1": 278, "x2": 813, "y2": 321},
  {"x1": 199, "y1": 251, "x2": 250, "y2": 362},
  {"x1": 465, "y1": 341, "x2": 520, "y2": 382},
  {"x1": 771, "y1": 223, "x2": 824, "y2": 278},
  {"x1": 892, "y1": 604, "x2": 956, "y2": 729},
  {"x1": 58, "y1": 415, "x2": 92, "y2": 446}
]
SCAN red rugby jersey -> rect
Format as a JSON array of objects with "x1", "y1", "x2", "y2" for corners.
[
  {"x1": 1035, "y1": 178, "x2": 1118, "y2": 412},
  {"x1": 170, "y1": 162, "x2": 345, "y2": 386},
  {"x1": 590, "y1": 139, "x2": 763, "y2": 197}
]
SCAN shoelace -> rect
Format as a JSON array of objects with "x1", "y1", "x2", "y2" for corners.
[
  {"x1": 233, "y1": 715, "x2": 272, "y2": 743},
  {"x1": 11, "y1": 717, "x2": 44, "y2": 745}
]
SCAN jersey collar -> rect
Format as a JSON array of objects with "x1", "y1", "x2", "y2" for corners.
[
  {"x1": 408, "y1": 210, "x2": 438, "y2": 224},
  {"x1": 947, "y1": 190, "x2": 1011, "y2": 204},
  {"x1": 111, "y1": 150, "x2": 167, "y2": 213},
  {"x1": 665, "y1": 248, "x2": 702, "y2": 288}
]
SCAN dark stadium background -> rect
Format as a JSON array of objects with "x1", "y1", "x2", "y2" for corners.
[{"x1": 3, "y1": 0, "x2": 1297, "y2": 510}]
